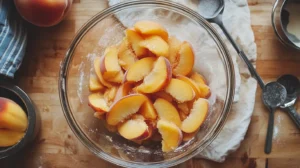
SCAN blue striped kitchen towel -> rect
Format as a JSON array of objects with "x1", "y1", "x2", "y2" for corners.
[{"x1": 0, "y1": 0, "x2": 27, "y2": 78}]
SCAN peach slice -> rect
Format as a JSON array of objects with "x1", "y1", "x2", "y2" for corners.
[
  {"x1": 136, "y1": 57, "x2": 172, "y2": 93},
  {"x1": 134, "y1": 20, "x2": 168, "y2": 41},
  {"x1": 88, "y1": 93, "x2": 109, "y2": 113},
  {"x1": 139, "y1": 36, "x2": 169, "y2": 57},
  {"x1": 104, "y1": 86, "x2": 118, "y2": 106},
  {"x1": 139, "y1": 99, "x2": 157, "y2": 120},
  {"x1": 168, "y1": 36, "x2": 182, "y2": 67},
  {"x1": 190, "y1": 73, "x2": 211, "y2": 98},
  {"x1": 173, "y1": 41, "x2": 194, "y2": 76},
  {"x1": 89, "y1": 74, "x2": 105, "y2": 92},
  {"x1": 0, "y1": 129, "x2": 25, "y2": 147},
  {"x1": 157, "y1": 120, "x2": 182, "y2": 152},
  {"x1": 0, "y1": 98, "x2": 28, "y2": 132},
  {"x1": 153, "y1": 98, "x2": 181, "y2": 127},
  {"x1": 113, "y1": 83, "x2": 132, "y2": 102},
  {"x1": 181, "y1": 98, "x2": 209, "y2": 133},
  {"x1": 190, "y1": 72, "x2": 207, "y2": 85},
  {"x1": 176, "y1": 75, "x2": 201, "y2": 98},
  {"x1": 165, "y1": 79, "x2": 195, "y2": 103},
  {"x1": 152, "y1": 91, "x2": 173, "y2": 103},
  {"x1": 118, "y1": 38, "x2": 137, "y2": 70},
  {"x1": 118, "y1": 117, "x2": 151, "y2": 141},
  {"x1": 100, "y1": 47, "x2": 121, "y2": 77},
  {"x1": 94, "y1": 57, "x2": 113, "y2": 88},
  {"x1": 197, "y1": 83, "x2": 211, "y2": 98},
  {"x1": 100, "y1": 47, "x2": 124, "y2": 83},
  {"x1": 106, "y1": 94, "x2": 148, "y2": 125},
  {"x1": 126, "y1": 29, "x2": 147, "y2": 57},
  {"x1": 124, "y1": 57, "x2": 156, "y2": 83}
]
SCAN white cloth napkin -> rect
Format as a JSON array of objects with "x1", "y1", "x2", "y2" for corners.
[{"x1": 108, "y1": 0, "x2": 257, "y2": 162}]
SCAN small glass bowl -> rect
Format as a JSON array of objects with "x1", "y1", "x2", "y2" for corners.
[{"x1": 59, "y1": 1, "x2": 235, "y2": 167}]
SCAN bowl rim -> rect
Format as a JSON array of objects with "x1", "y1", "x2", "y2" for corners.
[{"x1": 59, "y1": 1, "x2": 235, "y2": 167}]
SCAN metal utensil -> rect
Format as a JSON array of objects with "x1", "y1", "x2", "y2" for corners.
[
  {"x1": 262, "y1": 82, "x2": 287, "y2": 154},
  {"x1": 198, "y1": 0, "x2": 277, "y2": 154},
  {"x1": 277, "y1": 75, "x2": 300, "y2": 129},
  {"x1": 198, "y1": 0, "x2": 264, "y2": 89}
]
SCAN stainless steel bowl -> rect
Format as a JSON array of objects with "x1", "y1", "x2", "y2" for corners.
[{"x1": 272, "y1": 0, "x2": 300, "y2": 50}]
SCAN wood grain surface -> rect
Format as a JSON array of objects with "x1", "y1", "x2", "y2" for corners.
[{"x1": 2, "y1": 0, "x2": 300, "y2": 167}]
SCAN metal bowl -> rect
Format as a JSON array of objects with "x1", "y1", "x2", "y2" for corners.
[{"x1": 272, "y1": 0, "x2": 300, "y2": 50}]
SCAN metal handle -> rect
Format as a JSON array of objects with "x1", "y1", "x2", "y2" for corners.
[
  {"x1": 285, "y1": 106, "x2": 300, "y2": 129},
  {"x1": 238, "y1": 51, "x2": 264, "y2": 89},
  {"x1": 217, "y1": 21, "x2": 265, "y2": 89},
  {"x1": 265, "y1": 108, "x2": 275, "y2": 154}
]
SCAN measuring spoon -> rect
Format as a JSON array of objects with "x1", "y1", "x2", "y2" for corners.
[
  {"x1": 277, "y1": 74, "x2": 300, "y2": 129},
  {"x1": 262, "y1": 82, "x2": 287, "y2": 154}
]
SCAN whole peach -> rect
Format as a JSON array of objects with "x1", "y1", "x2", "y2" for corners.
[{"x1": 14, "y1": 0, "x2": 73, "y2": 27}]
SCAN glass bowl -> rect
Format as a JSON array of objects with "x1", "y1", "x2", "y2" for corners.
[{"x1": 59, "y1": 1, "x2": 235, "y2": 167}]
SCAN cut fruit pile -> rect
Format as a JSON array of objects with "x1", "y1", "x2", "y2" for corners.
[
  {"x1": 0, "y1": 97, "x2": 28, "y2": 147},
  {"x1": 88, "y1": 21, "x2": 211, "y2": 152}
]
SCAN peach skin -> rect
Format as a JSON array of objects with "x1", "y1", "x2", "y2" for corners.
[{"x1": 0, "y1": 97, "x2": 28, "y2": 132}]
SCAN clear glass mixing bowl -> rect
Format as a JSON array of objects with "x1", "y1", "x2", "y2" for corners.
[{"x1": 59, "y1": 1, "x2": 235, "y2": 167}]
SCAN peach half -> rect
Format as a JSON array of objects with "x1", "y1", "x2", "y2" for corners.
[
  {"x1": 0, "y1": 129, "x2": 25, "y2": 147},
  {"x1": 0, "y1": 97, "x2": 28, "y2": 132},
  {"x1": 136, "y1": 57, "x2": 172, "y2": 93},
  {"x1": 181, "y1": 98, "x2": 209, "y2": 133}
]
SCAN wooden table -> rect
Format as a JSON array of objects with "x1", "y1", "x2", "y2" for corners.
[{"x1": 2, "y1": 0, "x2": 300, "y2": 167}]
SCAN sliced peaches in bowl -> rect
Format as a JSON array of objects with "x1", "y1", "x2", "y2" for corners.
[{"x1": 84, "y1": 20, "x2": 214, "y2": 153}]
